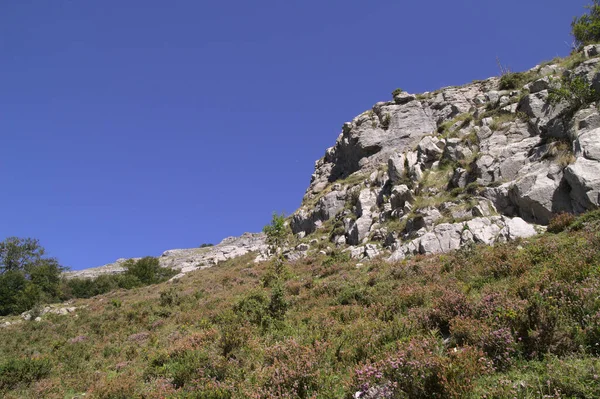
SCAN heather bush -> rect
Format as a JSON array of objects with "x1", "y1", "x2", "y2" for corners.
[
  {"x1": 547, "y1": 212, "x2": 575, "y2": 233},
  {"x1": 258, "y1": 338, "x2": 330, "y2": 399},
  {"x1": 90, "y1": 371, "x2": 140, "y2": 399},
  {"x1": 354, "y1": 337, "x2": 491, "y2": 398},
  {"x1": 449, "y1": 316, "x2": 489, "y2": 346},
  {"x1": 0, "y1": 357, "x2": 52, "y2": 391},
  {"x1": 480, "y1": 328, "x2": 517, "y2": 371},
  {"x1": 426, "y1": 288, "x2": 472, "y2": 335}
]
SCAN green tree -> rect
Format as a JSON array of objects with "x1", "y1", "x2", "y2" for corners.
[
  {"x1": 572, "y1": 1, "x2": 600, "y2": 47},
  {"x1": 123, "y1": 256, "x2": 175, "y2": 285},
  {"x1": 262, "y1": 212, "x2": 290, "y2": 320},
  {"x1": 0, "y1": 237, "x2": 46, "y2": 275},
  {"x1": 0, "y1": 237, "x2": 65, "y2": 315},
  {"x1": 0, "y1": 271, "x2": 28, "y2": 315}
]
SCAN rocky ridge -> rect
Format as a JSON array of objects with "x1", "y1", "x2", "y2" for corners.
[
  {"x1": 291, "y1": 46, "x2": 600, "y2": 262},
  {"x1": 70, "y1": 46, "x2": 600, "y2": 278},
  {"x1": 65, "y1": 233, "x2": 268, "y2": 280}
]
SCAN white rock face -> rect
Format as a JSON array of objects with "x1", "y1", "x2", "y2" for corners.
[
  {"x1": 289, "y1": 51, "x2": 600, "y2": 262},
  {"x1": 388, "y1": 216, "x2": 536, "y2": 261},
  {"x1": 64, "y1": 50, "x2": 600, "y2": 283},
  {"x1": 66, "y1": 233, "x2": 267, "y2": 280}
]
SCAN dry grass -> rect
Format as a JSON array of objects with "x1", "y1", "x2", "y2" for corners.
[{"x1": 2, "y1": 213, "x2": 600, "y2": 398}]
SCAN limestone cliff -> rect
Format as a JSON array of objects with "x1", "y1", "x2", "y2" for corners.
[
  {"x1": 290, "y1": 45, "x2": 600, "y2": 261},
  {"x1": 71, "y1": 46, "x2": 600, "y2": 277}
]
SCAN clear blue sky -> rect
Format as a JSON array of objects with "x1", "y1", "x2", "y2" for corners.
[{"x1": 0, "y1": 0, "x2": 588, "y2": 270}]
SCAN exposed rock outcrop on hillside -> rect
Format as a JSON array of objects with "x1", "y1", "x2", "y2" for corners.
[
  {"x1": 65, "y1": 233, "x2": 267, "y2": 280},
  {"x1": 70, "y1": 47, "x2": 600, "y2": 278},
  {"x1": 291, "y1": 47, "x2": 600, "y2": 261}
]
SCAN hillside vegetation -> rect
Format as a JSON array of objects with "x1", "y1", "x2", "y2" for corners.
[{"x1": 1, "y1": 210, "x2": 600, "y2": 398}]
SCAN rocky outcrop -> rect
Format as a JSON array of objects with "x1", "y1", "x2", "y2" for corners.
[
  {"x1": 69, "y1": 49, "x2": 600, "y2": 279},
  {"x1": 388, "y1": 216, "x2": 537, "y2": 261},
  {"x1": 66, "y1": 233, "x2": 267, "y2": 280},
  {"x1": 291, "y1": 48, "x2": 600, "y2": 260}
]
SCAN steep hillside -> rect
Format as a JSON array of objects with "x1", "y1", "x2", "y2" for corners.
[{"x1": 2, "y1": 210, "x2": 600, "y2": 398}]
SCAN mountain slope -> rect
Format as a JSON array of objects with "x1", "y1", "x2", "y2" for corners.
[{"x1": 2, "y1": 210, "x2": 600, "y2": 398}]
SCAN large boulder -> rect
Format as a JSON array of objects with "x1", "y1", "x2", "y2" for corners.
[
  {"x1": 517, "y1": 90, "x2": 567, "y2": 136},
  {"x1": 565, "y1": 158, "x2": 600, "y2": 213},
  {"x1": 508, "y1": 163, "x2": 571, "y2": 224}
]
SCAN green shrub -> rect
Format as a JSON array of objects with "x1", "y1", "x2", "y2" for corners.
[
  {"x1": 569, "y1": 209, "x2": 600, "y2": 231},
  {"x1": 549, "y1": 74, "x2": 599, "y2": 115},
  {"x1": 159, "y1": 288, "x2": 181, "y2": 307},
  {"x1": 380, "y1": 113, "x2": 391, "y2": 129},
  {"x1": 499, "y1": 72, "x2": 524, "y2": 90},
  {"x1": 233, "y1": 290, "x2": 269, "y2": 325},
  {"x1": 123, "y1": 257, "x2": 176, "y2": 285},
  {"x1": 572, "y1": 0, "x2": 600, "y2": 47},
  {"x1": 268, "y1": 281, "x2": 289, "y2": 320},
  {"x1": 323, "y1": 250, "x2": 351, "y2": 268},
  {"x1": 392, "y1": 88, "x2": 403, "y2": 97},
  {"x1": 0, "y1": 357, "x2": 52, "y2": 391}
]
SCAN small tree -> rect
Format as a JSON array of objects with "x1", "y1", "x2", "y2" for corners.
[
  {"x1": 262, "y1": 212, "x2": 289, "y2": 320},
  {"x1": 572, "y1": 1, "x2": 600, "y2": 48},
  {"x1": 123, "y1": 256, "x2": 175, "y2": 285},
  {"x1": 0, "y1": 237, "x2": 65, "y2": 315}
]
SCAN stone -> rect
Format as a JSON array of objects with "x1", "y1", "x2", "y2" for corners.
[
  {"x1": 348, "y1": 216, "x2": 374, "y2": 245},
  {"x1": 388, "y1": 153, "x2": 407, "y2": 183},
  {"x1": 365, "y1": 244, "x2": 380, "y2": 259},
  {"x1": 574, "y1": 126, "x2": 600, "y2": 161},
  {"x1": 465, "y1": 217, "x2": 503, "y2": 245},
  {"x1": 357, "y1": 189, "x2": 378, "y2": 217},
  {"x1": 410, "y1": 164, "x2": 424, "y2": 182},
  {"x1": 524, "y1": 76, "x2": 551, "y2": 94},
  {"x1": 443, "y1": 138, "x2": 472, "y2": 163},
  {"x1": 389, "y1": 185, "x2": 414, "y2": 210},
  {"x1": 346, "y1": 246, "x2": 366, "y2": 259},
  {"x1": 417, "y1": 136, "x2": 444, "y2": 164},
  {"x1": 517, "y1": 90, "x2": 568, "y2": 136},
  {"x1": 419, "y1": 224, "x2": 462, "y2": 254},
  {"x1": 394, "y1": 91, "x2": 416, "y2": 105},
  {"x1": 565, "y1": 158, "x2": 600, "y2": 212},
  {"x1": 451, "y1": 167, "x2": 469, "y2": 188},
  {"x1": 503, "y1": 216, "x2": 537, "y2": 239},
  {"x1": 296, "y1": 243, "x2": 310, "y2": 252},
  {"x1": 509, "y1": 163, "x2": 571, "y2": 224},
  {"x1": 472, "y1": 199, "x2": 496, "y2": 217},
  {"x1": 584, "y1": 44, "x2": 600, "y2": 58}
]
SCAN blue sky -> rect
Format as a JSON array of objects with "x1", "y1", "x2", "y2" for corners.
[{"x1": 0, "y1": 0, "x2": 589, "y2": 270}]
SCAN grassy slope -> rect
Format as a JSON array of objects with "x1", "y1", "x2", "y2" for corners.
[{"x1": 0, "y1": 212, "x2": 600, "y2": 398}]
